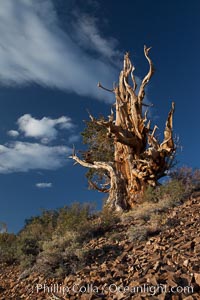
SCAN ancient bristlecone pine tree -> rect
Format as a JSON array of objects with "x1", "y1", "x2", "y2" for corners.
[{"x1": 71, "y1": 46, "x2": 175, "y2": 211}]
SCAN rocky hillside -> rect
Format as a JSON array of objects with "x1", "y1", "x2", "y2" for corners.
[{"x1": 0, "y1": 192, "x2": 200, "y2": 299}]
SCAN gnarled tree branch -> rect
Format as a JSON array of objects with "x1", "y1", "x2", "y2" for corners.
[
  {"x1": 71, "y1": 46, "x2": 176, "y2": 211},
  {"x1": 88, "y1": 180, "x2": 110, "y2": 193},
  {"x1": 138, "y1": 45, "x2": 155, "y2": 104}
]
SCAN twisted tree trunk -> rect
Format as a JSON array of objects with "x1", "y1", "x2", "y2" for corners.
[{"x1": 71, "y1": 46, "x2": 175, "y2": 211}]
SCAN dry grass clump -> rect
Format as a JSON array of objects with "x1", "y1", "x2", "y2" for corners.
[
  {"x1": 125, "y1": 178, "x2": 188, "y2": 242},
  {"x1": 128, "y1": 225, "x2": 150, "y2": 242},
  {"x1": 127, "y1": 212, "x2": 163, "y2": 243},
  {"x1": 123, "y1": 178, "x2": 185, "y2": 222}
]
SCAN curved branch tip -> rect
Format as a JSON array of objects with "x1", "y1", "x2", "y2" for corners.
[{"x1": 97, "y1": 82, "x2": 114, "y2": 93}]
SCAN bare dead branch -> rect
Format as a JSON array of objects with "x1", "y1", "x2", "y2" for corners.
[
  {"x1": 160, "y1": 102, "x2": 175, "y2": 152},
  {"x1": 151, "y1": 125, "x2": 158, "y2": 138},
  {"x1": 131, "y1": 66, "x2": 137, "y2": 92},
  {"x1": 97, "y1": 82, "x2": 114, "y2": 93},
  {"x1": 108, "y1": 108, "x2": 114, "y2": 122},
  {"x1": 72, "y1": 144, "x2": 75, "y2": 156},
  {"x1": 142, "y1": 102, "x2": 153, "y2": 107},
  {"x1": 88, "y1": 180, "x2": 109, "y2": 193},
  {"x1": 71, "y1": 153, "x2": 113, "y2": 172},
  {"x1": 138, "y1": 45, "x2": 155, "y2": 104}
]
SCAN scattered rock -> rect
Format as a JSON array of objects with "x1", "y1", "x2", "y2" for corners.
[{"x1": 0, "y1": 196, "x2": 200, "y2": 299}]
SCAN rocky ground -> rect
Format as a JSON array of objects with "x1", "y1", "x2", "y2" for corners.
[{"x1": 1, "y1": 192, "x2": 200, "y2": 299}]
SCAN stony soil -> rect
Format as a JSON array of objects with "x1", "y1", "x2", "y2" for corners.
[{"x1": 1, "y1": 193, "x2": 200, "y2": 299}]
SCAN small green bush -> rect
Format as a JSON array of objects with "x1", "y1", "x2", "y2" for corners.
[
  {"x1": 170, "y1": 166, "x2": 200, "y2": 193},
  {"x1": 0, "y1": 233, "x2": 18, "y2": 264},
  {"x1": 21, "y1": 210, "x2": 58, "y2": 240},
  {"x1": 128, "y1": 225, "x2": 149, "y2": 242},
  {"x1": 80, "y1": 207, "x2": 121, "y2": 240},
  {"x1": 100, "y1": 207, "x2": 120, "y2": 229},
  {"x1": 16, "y1": 210, "x2": 57, "y2": 269},
  {"x1": 35, "y1": 231, "x2": 85, "y2": 276},
  {"x1": 55, "y1": 203, "x2": 93, "y2": 235},
  {"x1": 143, "y1": 179, "x2": 185, "y2": 207},
  {"x1": 13, "y1": 203, "x2": 95, "y2": 275},
  {"x1": 16, "y1": 236, "x2": 40, "y2": 269},
  {"x1": 0, "y1": 203, "x2": 119, "y2": 274}
]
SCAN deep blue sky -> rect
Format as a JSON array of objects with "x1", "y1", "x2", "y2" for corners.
[{"x1": 0, "y1": 0, "x2": 199, "y2": 233}]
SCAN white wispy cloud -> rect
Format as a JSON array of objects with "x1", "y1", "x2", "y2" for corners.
[
  {"x1": 0, "y1": 142, "x2": 70, "y2": 173},
  {"x1": 71, "y1": 14, "x2": 121, "y2": 65},
  {"x1": 7, "y1": 130, "x2": 19, "y2": 137},
  {"x1": 0, "y1": 0, "x2": 120, "y2": 102},
  {"x1": 36, "y1": 182, "x2": 52, "y2": 188},
  {"x1": 17, "y1": 114, "x2": 74, "y2": 141}
]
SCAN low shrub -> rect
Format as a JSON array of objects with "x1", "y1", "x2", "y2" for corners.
[
  {"x1": 128, "y1": 225, "x2": 149, "y2": 242},
  {"x1": 55, "y1": 202, "x2": 93, "y2": 235},
  {"x1": 17, "y1": 236, "x2": 40, "y2": 269},
  {"x1": 170, "y1": 167, "x2": 200, "y2": 194},
  {"x1": 34, "y1": 231, "x2": 85, "y2": 277},
  {"x1": 0, "y1": 233, "x2": 18, "y2": 264},
  {"x1": 143, "y1": 179, "x2": 185, "y2": 206}
]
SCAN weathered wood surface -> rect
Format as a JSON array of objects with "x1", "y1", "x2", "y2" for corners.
[{"x1": 71, "y1": 47, "x2": 176, "y2": 210}]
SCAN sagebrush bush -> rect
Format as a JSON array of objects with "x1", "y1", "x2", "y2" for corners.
[
  {"x1": 100, "y1": 207, "x2": 120, "y2": 228},
  {"x1": 21, "y1": 210, "x2": 58, "y2": 240},
  {"x1": 122, "y1": 178, "x2": 186, "y2": 237},
  {"x1": 109, "y1": 232, "x2": 124, "y2": 243},
  {"x1": 13, "y1": 203, "x2": 95, "y2": 274},
  {"x1": 15, "y1": 210, "x2": 59, "y2": 269},
  {"x1": 0, "y1": 233, "x2": 18, "y2": 264},
  {"x1": 149, "y1": 213, "x2": 164, "y2": 227},
  {"x1": 143, "y1": 179, "x2": 185, "y2": 206},
  {"x1": 16, "y1": 236, "x2": 40, "y2": 269},
  {"x1": 170, "y1": 166, "x2": 200, "y2": 193},
  {"x1": 128, "y1": 225, "x2": 149, "y2": 242},
  {"x1": 34, "y1": 231, "x2": 85, "y2": 276},
  {"x1": 55, "y1": 203, "x2": 92, "y2": 235}
]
